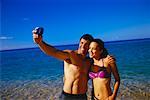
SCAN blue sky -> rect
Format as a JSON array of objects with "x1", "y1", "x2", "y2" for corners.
[{"x1": 1, "y1": 0, "x2": 150, "y2": 50}]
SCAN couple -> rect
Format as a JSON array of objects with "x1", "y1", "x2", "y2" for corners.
[{"x1": 32, "y1": 28, "x2": 120, "y2": 100}]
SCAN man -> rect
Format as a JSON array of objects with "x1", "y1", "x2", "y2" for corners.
[
  {"x1": 33, "y1": 28, "x2": 93, "y2": 99},
  {"x1": 32, "y1": 28, "x2": 114, "y2": 100}
]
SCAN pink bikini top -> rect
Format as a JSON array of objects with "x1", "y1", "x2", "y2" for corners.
[{"x1": 89, "y1": 60, "x2": 111, "y2": 79}]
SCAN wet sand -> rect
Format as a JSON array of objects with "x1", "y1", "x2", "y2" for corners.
[{"x1": 1, "y1": 79, "x2": 150, "y2": 100}]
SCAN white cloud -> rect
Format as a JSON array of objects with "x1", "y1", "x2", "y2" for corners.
[
  {"x1": 0, "y1": 36, "x2": 14, "y2": 40},
  {"x1": 23, "y1": 18, "x2": 29, "y2": 21}
]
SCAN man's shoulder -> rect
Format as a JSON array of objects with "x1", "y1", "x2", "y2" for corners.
[{"x1": 63, "y1": 50, "x2": 78, "y2": 64}]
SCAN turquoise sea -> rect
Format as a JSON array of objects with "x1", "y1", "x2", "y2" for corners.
[{"x1": 1, "y1": 39, "x2": 150, "y2": 100}]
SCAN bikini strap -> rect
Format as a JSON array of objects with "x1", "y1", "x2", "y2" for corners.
[{"x1": 101, "y1": 58, "x2": 104, "y2": 68}]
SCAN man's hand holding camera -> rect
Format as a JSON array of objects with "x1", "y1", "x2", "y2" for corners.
[{"x1": 32, "y1": 27, "x2": 43, "y2": 44}]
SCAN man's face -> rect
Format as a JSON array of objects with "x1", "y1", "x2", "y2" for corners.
[{"x1": 78, "y1": 38, "x2": 91, "y2": 56}]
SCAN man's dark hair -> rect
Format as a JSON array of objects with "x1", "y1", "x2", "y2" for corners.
[{"x1": 80, "y1": 34, "x2": 94, "y2": 42}]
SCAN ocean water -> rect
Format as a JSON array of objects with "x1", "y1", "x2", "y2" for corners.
[{"x1": 1, "y1": 39, "x2": 150, "y2": 100}]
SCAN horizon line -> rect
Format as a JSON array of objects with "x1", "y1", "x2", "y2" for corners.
[{"x1": 1, "y1": 37, "x2": 150, "y2": 52}]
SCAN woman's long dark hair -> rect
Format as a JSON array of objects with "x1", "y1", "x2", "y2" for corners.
[{"x1": 92, "y1": 39, "x2": 108, "y2": 58}]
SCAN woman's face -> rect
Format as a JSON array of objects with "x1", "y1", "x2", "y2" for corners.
[{"x1": 88, "y1": 42, "x2": 103, "y2": 59}]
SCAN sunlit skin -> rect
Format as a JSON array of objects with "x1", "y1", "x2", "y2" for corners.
[
  {"x1": 33, "y1": 31, "x2": 91, "y2": 94},
  {"x1": 63, "y1": 38, "x2": 91, "y2": 94},
  {"x1": 33, "y1": 29, "x2": 116, "y2": 97},
  {"x1": 89, "y1": 42, "x2": 120, "y2": 100}
]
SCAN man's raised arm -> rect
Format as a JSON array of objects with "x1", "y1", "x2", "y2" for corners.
[{"x1": 32, "y1": 29, "x2": 69, "y2": 61}]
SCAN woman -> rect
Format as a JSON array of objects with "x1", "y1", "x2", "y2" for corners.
[{"x1": 88, "y1": 39, "x2": 120, "y2": 100}]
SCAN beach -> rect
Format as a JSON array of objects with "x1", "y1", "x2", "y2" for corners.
[
  {"x1": 1, "y1": 79, "x2": 149, "y2": 100},
  {"x1": 1, "y1": 39, "x2": 150, "y2": 100}
]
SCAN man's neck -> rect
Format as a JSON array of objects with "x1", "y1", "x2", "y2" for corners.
[{"x1": 77, "y1": 50, "x2": 86, "y2": 59}]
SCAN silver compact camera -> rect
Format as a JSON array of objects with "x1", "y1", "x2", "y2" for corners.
[{"x1": 35, "y1": 27, "x2": 44, "y2": 35}]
